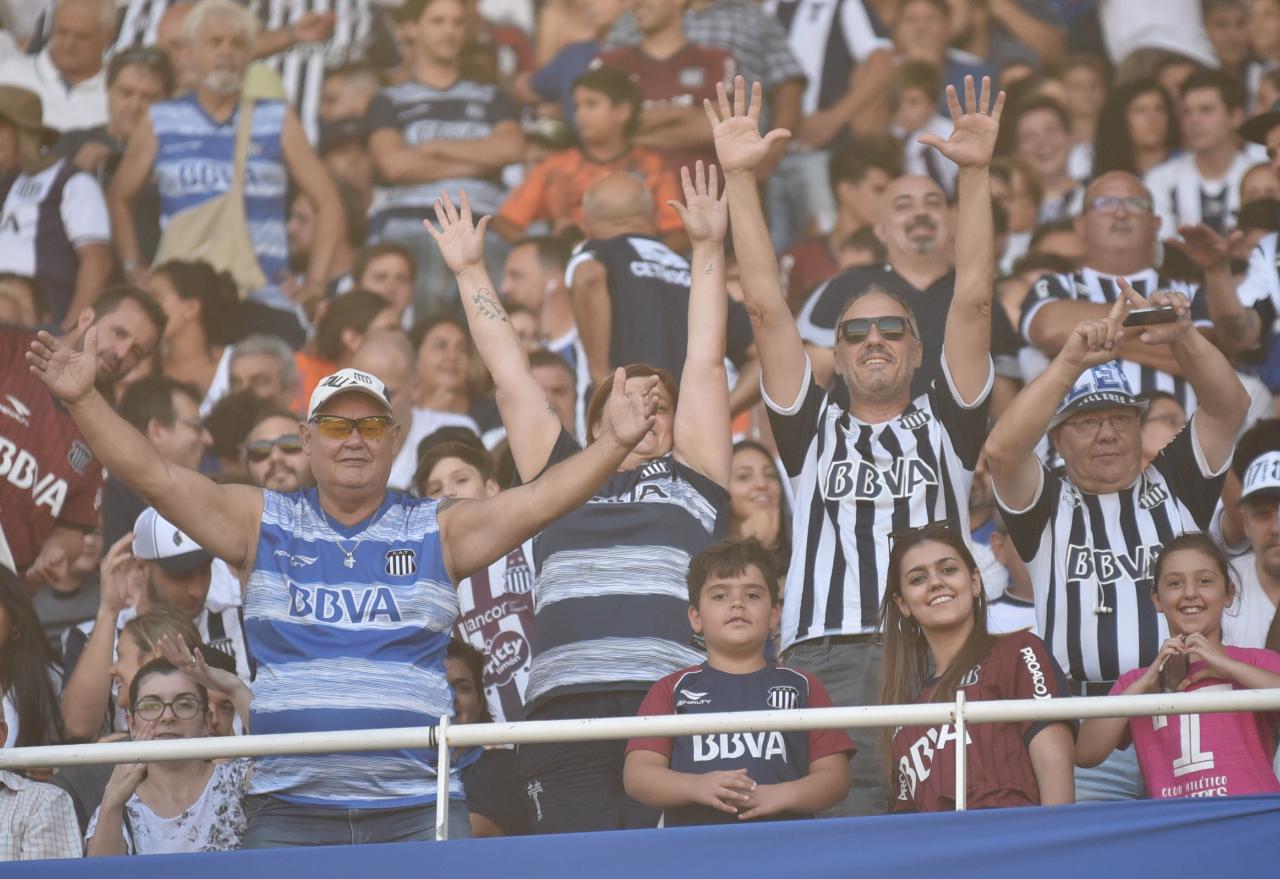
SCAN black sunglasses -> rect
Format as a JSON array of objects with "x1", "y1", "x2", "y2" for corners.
[
  {"x1": 246, "y1": 434, "x2": 303, "y2": 462},
  {"x1": 838, "y1": 315, "x2": 915, "y2": 344}
]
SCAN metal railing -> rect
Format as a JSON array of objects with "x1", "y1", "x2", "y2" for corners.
[{"x1": 3, "y1": 688, "x2": 1279, "y2": 840}]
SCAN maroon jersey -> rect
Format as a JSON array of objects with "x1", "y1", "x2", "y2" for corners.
[
  {"x1": 890, "y1": 630, "x2": 1070, "y2": 812},
  {"x1": 0, "y1": 326, "x2": 104, "y2": 576},
  {"x1": 779, "y1": 236, "x2": 838, "y2": 311},
  {"x1": 593, "y1": 43, "x2": 735, "y2": 176}
]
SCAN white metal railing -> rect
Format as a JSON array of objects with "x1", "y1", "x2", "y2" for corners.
[{"x1": 3, "y1": 689, "x2": 1279, "y2": 840}]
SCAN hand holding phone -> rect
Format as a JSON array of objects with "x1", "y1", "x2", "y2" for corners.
[{"x1": 1123, "y1": 306, "x2": 1179, "y2": 328}]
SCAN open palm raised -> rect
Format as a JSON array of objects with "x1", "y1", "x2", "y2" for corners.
[
  {"x1": 27, "y1": 328, "x2": 98, "y2": 405},
  {"x1": 918, "y1": 75, "x2": 1005, "y2": 170},
  {"x1": 703, "y1": 76, "x2": 792, "y2": 176}
]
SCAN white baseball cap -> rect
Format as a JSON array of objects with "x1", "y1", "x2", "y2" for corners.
[
  {"x1": 1241, "y1": 450, "x2": 1280, "y2": 503},
  {"x1": 132, "y1": 508, "x2": 212, "y2": 573},
  {"x1": 306, "y1": 368, "x2": 393, "y2": 420}
]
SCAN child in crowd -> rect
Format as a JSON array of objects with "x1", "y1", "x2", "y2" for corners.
[
  {"x1": 891, "y1": 61, "x2": 957, "y2": 196},
  {"x1": 623, "y1": 538, "x2": 853, "y2": 826},
  {"x1": 880, "y1": 525, "x2": 1075, "y2": 812},
  {"x1": 1076, "y1": 533, "x2": 1280, "y2": 799}
]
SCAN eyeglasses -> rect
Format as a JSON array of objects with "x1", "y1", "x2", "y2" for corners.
[
  {"x1": 246, "y1": 434, "x2": 303, "y2": 462},
  {"x1": 133, "y1": 694, "x2": 205, "y2": 721},
  {"x1": 1086, "y1": 195, "x2": 1153, "y2": 214},
  {"x1": 838, "y1": 315, "x2": 916, "y2": 344},
  {"x1": 1062, "y1": 411, "x2": 1139, "y2": 435},
  {"x1": 309, "y1": 415, "x2": 395, "y2": 440}
]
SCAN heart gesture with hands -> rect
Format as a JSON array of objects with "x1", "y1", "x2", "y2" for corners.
[
  {"x1": 917, "y1": 75, "x2": 1005, "y2": 170},
  {"x1": 703, "y1": 77, "x2": 792, "y2": 177},
  {"x1": 424, "y1": 190, "x2": 490, "y2": 276},
  {"x1": 669, "y1": 161, "x2": 727, "y2": 246}
]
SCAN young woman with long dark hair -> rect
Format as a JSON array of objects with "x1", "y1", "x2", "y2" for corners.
[
  {"x1": 1092, "y1": 78, "x2": 1180, "y2": 178},
  {"x1": 878, "y1": 524, "x2": 1075, "y2": 812},
  {"x1": 0, "y1": 566, "x2": 64, "y2": 748}
]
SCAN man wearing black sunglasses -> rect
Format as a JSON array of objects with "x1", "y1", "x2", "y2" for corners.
[
  {"x1": 243, "y1": 409, "x2": 312, "y2": 493},
  {"x1": 28, "y1": 320, "x2": 661, "y2": 845},
  {"x1": 709, "y1": 74, "x2": 1002, "y2": 815}
]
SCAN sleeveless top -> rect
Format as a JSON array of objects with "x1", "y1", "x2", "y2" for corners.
[
  {"x1": 243, "y1": 488, "x2": 461, "y2": 808},
  {"x1": 149, "y1": 95, "x2": 289, "y2": 310}
]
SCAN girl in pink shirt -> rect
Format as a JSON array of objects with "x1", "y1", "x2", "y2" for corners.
[{"x1": 1077, "y1": 533, "x2": 1280, "y2": 799}]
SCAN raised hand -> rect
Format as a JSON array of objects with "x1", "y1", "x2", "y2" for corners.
[
  {"x1": 670, "y1": 161, "x2": 727, "y2": 245},
  {"x1": 27, "y1": 328, "x2": 98, "y2": 405},
  {"x1": 157, "y1": 633, "x2": 243, "y2": 697},
  {"x1": 99, "y1": 533, "x2": 146, "y2": 617},
  {"x1": 1170, "y1": 223, "x2": 1235, "y2": 270},
  {"x1": 103, "y1": 721, "x2": 154, "y2": 807},
  {"x1": 918, "y1": 75, "x2": 1004, "y2": 170},
  {"x1": 703, "y1": 76, "x2": 792, "y2": 176},
  {"x1": 424, "y1": 190, "x2": 490, "y2": 276},
  {"x1": 24, "y1": 541, "x2": 69, "y2": 591},
  {"x1": 601, "y1": 367, "x2": 659, "y2": 449},
  {"x1": 1117, "y1": 277, "x2": 1193, "y2": 346},
  {"x1": 1060, "y1": 293, "x2": 1130, "y2": 372}
]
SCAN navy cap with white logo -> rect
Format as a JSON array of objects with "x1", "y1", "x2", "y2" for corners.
[
  {"x1": 132, "y1": 508, "x2": 213, "y2": 573},
  {"x1": 1049, "y1": 361, "x2": 1149, "y2": 430},
  {"x1": 1241, "y1": 450, "x2": 1280, "y2": 503}
]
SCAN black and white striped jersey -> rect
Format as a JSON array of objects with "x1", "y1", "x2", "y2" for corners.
[
  {"x1": 764, "y1": 0, "x2": 889, "y2": 116},
  {"x1": 767, "y1": 356, "x2": 991, "y2": 649},
  {"x1": 997, "y1": 423, "x2": 1227, "y2": 683},
  {"x1": 1020, "y1": 267, "x2": 1210, "y2": 411},
  {"x1": 1144, "y1": 147, "x2": 1266, "y2": 236},
  {"x1": 1235, "y1": 230, "x2": 1280, "y2": 333}
]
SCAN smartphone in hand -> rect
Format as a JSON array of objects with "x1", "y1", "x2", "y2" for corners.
[{"x1": 1123, "y1": 306, "x2": 1178, "y2": 327}]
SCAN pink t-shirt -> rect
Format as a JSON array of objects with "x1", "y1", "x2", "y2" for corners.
[{"x1": 1113, "y1": 646, "x2": 1280, "y2": 799}]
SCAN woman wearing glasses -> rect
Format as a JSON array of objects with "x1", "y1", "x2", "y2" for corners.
[
  {"x1": 879, "y1": 524, "x2": 1075, "y2": 812},
  {"x1": 85, "y1": 657, "x2": 252, "y2": 855}
]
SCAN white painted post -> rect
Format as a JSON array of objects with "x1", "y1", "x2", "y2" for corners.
[
  {"x1": 435, "y1": 716, "x2": 451, "y2": 841},
  {"x1": 954, "y1": 689, "x2": 967, "y2": 812}
]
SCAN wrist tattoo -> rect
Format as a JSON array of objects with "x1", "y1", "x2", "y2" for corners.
[
  {"x1": 472, "y1": 288, "x2": 508, "y2": 322},
  {"x1": 704, "y1": 262, "x2": 715, "y2": 275}
]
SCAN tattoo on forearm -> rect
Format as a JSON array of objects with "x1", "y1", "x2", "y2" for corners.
[
  {"x1": 705, "y1": 262, "x2": 715, "y2": 275},
  {"x1": 472, "y1": 288, "x2": 508, "y2": 322}
]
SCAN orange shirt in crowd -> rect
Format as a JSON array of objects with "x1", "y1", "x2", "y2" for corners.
[
  {"x1": 294, "y1": 351, "x2": 337, "y2": 412},
  {"x1": 497, "y1": 147, "x2": 685, "y2": 236}
]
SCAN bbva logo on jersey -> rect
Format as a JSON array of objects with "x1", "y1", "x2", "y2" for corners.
[{"x1": 823, "y1": 457, "x2": 938, "y2": 501}]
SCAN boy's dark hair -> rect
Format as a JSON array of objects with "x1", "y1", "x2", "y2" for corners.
[
  {"x1": 354, "y1": 241, "x2": 417, "y2": 284},
  {"x1": 1011, "y1": 251, "x2": 1076, "y2": 278},
  {"x1": 890, "y1": 60, "x2": 941, "y2": 111},
  {"x1": 687, "y1": 537, "x2": 780, "y2": 606},
  {"x1": 1180, "y1": 66, "x2": 1245, "y2": 111},
  {"x1": 514, "y1": 235, "x2": 573, "y2": 273},
  {"x1": 445, "y1": 638, "x2": 492, "y2": 722},
  {"x1": 108, "y1": 46, "x2": 176, "y2": 96},
  {"x1": 1027, "y1": 218, "x2": 1077, "y2": 251},
  {"x1": 572, "y1": 66, "x2": 642, "y2": 139},
  {"x1": 836, "y1": 226, "x2": 888, "y2": 264},
  {"x1": 128, "y1": 657, "x2": 209, "y2": 713},
  {"x1": 205, "y1": 389, "x2": 275, "y2": 463},
  {"x1": 828, "y1": 136, "x2": 903, "y2": 187},
  {"x1": 414, "y1": 440, "x2": 495, "y2": 497},
  {"x1": 118, "y1": 375, "x2": 203, "y2": 434}
]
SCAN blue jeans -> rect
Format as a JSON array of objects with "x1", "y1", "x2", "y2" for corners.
[
  {"x1": 766, "y1": 148, "x2": 837, "y2": 252},
  {"x1": 239, "y1": 795, "x2": 472, "y2": 848},
  {"x1": 1075, "y1": 743, "x2": 1145, "y2": 802}
]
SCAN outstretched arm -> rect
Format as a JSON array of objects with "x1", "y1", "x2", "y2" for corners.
[
  {"x1": 922, "y1": 76, "x2": 1003, "y2": 405},
  {"x1": 426, "y1": 191, "x2": 563, "y2": 482},
  {"x1": 985, "y1": 296, "x2": 1132, "y2": 512},
  {"x1": 26, "y1": 332, "x2": 263, "y2": 580},
  {"x1": 672, "y1": 162, "x2": 732, "y2": 488},
  {"x1": 438, "y1": 368, "x2": 658, "y2": 581},
  {"x1": 706, "y1": 78, "x2": 806, "y2": 407}
]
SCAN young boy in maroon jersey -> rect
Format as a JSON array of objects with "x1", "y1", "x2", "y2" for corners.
[{"x1": 624, "y1": 538, "x2": 853, "y2": 825}]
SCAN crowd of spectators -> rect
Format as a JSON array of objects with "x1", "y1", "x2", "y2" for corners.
[{"x1": 4, "y1": 0, "x2": 1280, "y2": 860}]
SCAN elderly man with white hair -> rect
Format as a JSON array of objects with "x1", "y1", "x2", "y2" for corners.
[
  {"x1": 0, "y1": 0, "x2": 113, "y2": 131},
  {"x1": 108, "y1": 0, "x2": 344, "y2": 346}
]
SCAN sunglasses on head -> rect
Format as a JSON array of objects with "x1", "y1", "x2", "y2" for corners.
[
  {"x1": 246, "y1": 434, "x2": 303, "y2": 462},
  {"x1": 309, "y1": 415, "x2": 395, "y2": 440},
  {"x1": 838, "y1": 315, "x2": 915, "y2": 344}
]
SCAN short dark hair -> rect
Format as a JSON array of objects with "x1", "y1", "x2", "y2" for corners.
[
  {"x1": 107, "y1": 46, "x2": 175, "y2": 96},
  {"x1": 1014, "y1": 95, "x2": 1071, "y2": 137},
  {"x1": 90, "y1": 285, "x2": 168, "y2": 341},
  {"x1": 128, "y1": 657, "x2": 208, "y2": 714},
  {"x1": 1180, "y1": 66, "x2": 1245, "y2": 111},
  {"x1": 118, "y1": 374, "x2": 202, "y2": 433},
  {"x1": 1011, "y1": 252, "x2": 1076, "y2": 278},
  {"x1": 398, "y1": 0, "x2": 459, "y2": 21},
  {"x1": 445, "y1": 639, "x2": 491, "y2": 721},
  {"x1": 687, "y1": 537, "x2": 780, "y2": 606},
  {"x1": 513, "y1": 235, "x2": 572, "y2": 273},
  {"x1": 315, "y1": 289, "x2": 391, "y2": 362},
  {"x1": 150, "y1": 260, "x2": 242, "y2": 346},
  {"x1": 572, "y1": 66, "x2": 642, "y2": 138},
  {"x1": 891, "y1": 60, "x2": 941, "y2": 110},
  {"x1": 0, "y1": 272, "x2": 49, "y2": 321},
  {"x1": 528, "y1": 348, "x2": 575, "y2": 380},
  {"x1": 354, "y1": 242, "x2": 417, "y2": 284},
  {"x1": 1232, "y1": 418, "x2": 1280, "y2": 480},
  {"x1": 1028, "y1": 218, "x2": 1077, "y2": 251},
  {"x1": 828, "y1": 137, "x2": 903, "y2": 187},
  {"x1": 898, "y1": 0, "x2": 948, "y2": 18},
  {"x1": 414, "y1": 439, "x2": 496, "y2": 496},
  {"x1": 836, "y1": 226, "x2": 888, "y2": 263},
  {"x1": 204, "y1": 390, "x2": 276, "y2": 463},
  {"x1": 408, "y1": 312, "x2": 469, "y2": 353}
]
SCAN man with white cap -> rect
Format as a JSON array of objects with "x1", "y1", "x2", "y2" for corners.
[
  {"x1": 27, "y1": 317, "x2": 662, "y2": 846},
  {"x1": 985, "y1": 281, "x2": 1251, "y2": 801},
  {"x1": 1222, "y1": 450, "x2": 1280, "y2": 648},
  {"x1": 60, "y1": 508, "x2": 248, "y2": 742}
]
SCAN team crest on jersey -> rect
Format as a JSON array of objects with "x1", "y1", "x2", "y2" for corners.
[
  {"x1": 1138, "y1": 480, "x2": 1170, "y2": 510},
  {"x1": 385, "y1": 549, "x2": 417, "y2": 577},
  {"x1": 503, "y1": 549, "x2": 534, "y2": 594},
  {"x1": 67, "y1": 440, "x2": 92, "y2": 475},
  {"x1": 638, "y1": 459, "x2": 671, "y2": 480},
  {"x1": 678, "y1": 68, "x2": 706, "y2": 89},
  {"x1": 766, "y1": 686, "x2": 799, "y2": 710},
  {"x1": 15, "y1": 180, "x2": 41, "y2": 199},
  {"x1": 958, "y1": 664, "x2": 981, "y2": 687},
  {"x1": 898, "y1": 409, "x2": 931, "y2": 431}
]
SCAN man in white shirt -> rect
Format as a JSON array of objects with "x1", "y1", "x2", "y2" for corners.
[
  {"x1": 0, "y1": 0, "x2": 111, "y2": 132},
  {"x1": 1223, "y1": 450, "x2": 1280, "y2": 648}
]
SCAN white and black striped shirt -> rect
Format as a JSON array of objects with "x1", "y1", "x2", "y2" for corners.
[
  {"x1": 1021, "y1": 267, "x2": 1210, "y2": 411},
  {"x1": 767, "y1": 356, "x2": 991, "y2": 649},
  {"x1": 997, "y1": 422, "x2": 1227, "y2": 683},
  {"x1": 1144, "y1": 147, "x2": 1266, "y2": 236},
  {"x1": 1235, "y1": 231, "x2": 1280, "y2": 333},
  {"x1": 764, "y1": 0, "x2": 888, "y2": 116}
]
